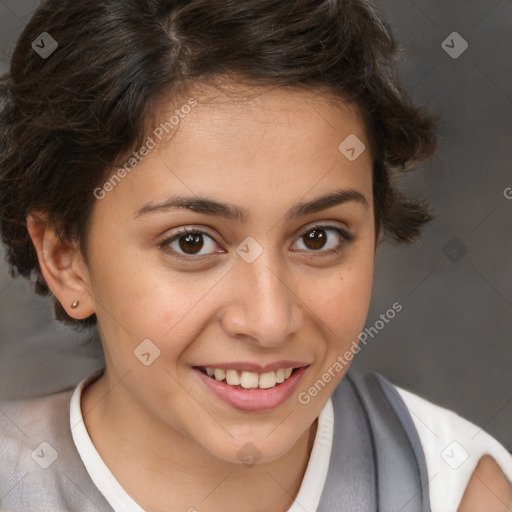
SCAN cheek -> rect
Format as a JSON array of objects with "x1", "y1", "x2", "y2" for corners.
[
  {"x1": 311, "y1": 272, "x2": 373, "y2": 351},
  {"x1": 305, "y1": 252, "x2": 374, "y2": 338},
  {"x1": 92, "y1": 260, "x2": 213, "y2": 342},
  {"x1": 88, "y1": 255, "x2": 229, "y2": 381}
]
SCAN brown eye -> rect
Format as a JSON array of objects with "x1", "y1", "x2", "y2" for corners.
[
  {"x1": 292, "y1": 224, "x2": 350, "y2": 254},
  {"x1": 302, "y1": 228, "x2": 328, "y2": 250},
  {"x1": 162, "y1": 228, "x2": 221, "y2": 258},
  {"x1": 179, "y1": 231, "x2": 204, "y2": 254}
]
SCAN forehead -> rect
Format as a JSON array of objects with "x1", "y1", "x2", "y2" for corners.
[
  {"x1": 155, "y1": 80, "x2": 368, "y2": 144},
  {"x1": 148, "y1": 81, "x2": 371, "y2": 176},
  {"x1": 98, "y1": 81, "x2": 374, "y2": 223}
]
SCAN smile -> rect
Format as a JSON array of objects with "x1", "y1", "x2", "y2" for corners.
[
  {"x1": 197, "y1": 366, "x2": 297, "y2": 390},
  {"x1": 193, "y1": 365, "x2": 310, "y2": 412}
]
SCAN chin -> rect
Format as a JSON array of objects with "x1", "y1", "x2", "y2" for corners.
[{"x1": 202, "y1": 433, "x2": 298, "y2": 467}]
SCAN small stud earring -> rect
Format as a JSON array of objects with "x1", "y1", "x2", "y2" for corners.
[{"x1": 70, "y1": 300, "x2": 79, "y2": 309}]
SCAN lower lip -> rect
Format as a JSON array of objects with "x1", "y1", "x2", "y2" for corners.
[{"x1": 193, "y1": 366, "x2": 309, "y2": 412}]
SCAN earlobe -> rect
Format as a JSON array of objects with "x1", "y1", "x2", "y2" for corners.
[{"x1": 26, "y1": 212, "x2": 95, "y2": 320}]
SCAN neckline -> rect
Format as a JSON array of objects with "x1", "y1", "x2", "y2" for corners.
[{"x1": 70, "y1": 368, "x2": 334, "y2": 512}]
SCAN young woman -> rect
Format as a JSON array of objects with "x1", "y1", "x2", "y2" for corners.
[{"x1": 0, "y1": 1, "x2": 511, "y2": 511}]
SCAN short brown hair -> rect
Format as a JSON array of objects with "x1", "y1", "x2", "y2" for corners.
[{"x1": 0, "y1": 0, "x2": 439, "y2": 327}]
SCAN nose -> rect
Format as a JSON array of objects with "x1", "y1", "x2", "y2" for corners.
[{"x1": 219, "y1": 250, "x2": 303, "y2": 348}]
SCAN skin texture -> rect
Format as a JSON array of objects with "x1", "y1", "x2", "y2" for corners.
[
  {"x1": 26, "y1": 82, "x2": 511, "y2": 511},
  {"x1": 457, "y1": 455, "x2": 512, "y2": 512}
]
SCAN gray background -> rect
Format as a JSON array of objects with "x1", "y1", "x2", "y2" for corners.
[{"x1": 0, "y1": 0, "x2": 511, "y2": 451}]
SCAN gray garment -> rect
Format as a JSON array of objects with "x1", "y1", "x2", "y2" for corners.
[
  {"x1": 317, "y1": 371, "x2": 430, "y2": 512},
  {"x1": 0, "y1": 369, "x2": 430, "y2": 511}
]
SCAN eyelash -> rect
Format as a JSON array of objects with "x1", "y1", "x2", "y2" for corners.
[{"x1": 159, "y1": 223, "x2": 354, "y2": 261}]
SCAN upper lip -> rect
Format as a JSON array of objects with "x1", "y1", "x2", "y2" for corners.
[{"x1": 194, "y1": 361, "x2": 311, "y2": 373}]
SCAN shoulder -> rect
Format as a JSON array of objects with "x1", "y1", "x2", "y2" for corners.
[
  {"x1": 0, "y1": 390, "x2": 74, "y2": 502},
  {"x1": 0, "y1": 389, "x2": 73, "y2": 448},
  {"x1": 458, "y1": 454, "x2": 512, "y2": 511},
  {"x1": 0, "y1": 388, "x2": 73, "y2": 440},
  {"x1": 0, "y1": 379, "x2": 115, "y2": 511},
  {"x1": 393, "y1": 383, "x2": 512, "y2": 512},
  {"x1": 0, "y1": 389, "x2": 74, "y2": 463}
]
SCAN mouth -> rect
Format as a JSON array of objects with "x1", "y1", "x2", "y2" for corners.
[
  {"x1": 193, "y1": 364, "x2": 311, "y2": 412},
  {"x1": 194, "y1": 365, "x2": 303, "y2": 390}
]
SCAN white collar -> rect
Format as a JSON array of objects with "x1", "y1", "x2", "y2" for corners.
[{"x1": 70, "y1": 369, "x2": 334, "y2": 512}]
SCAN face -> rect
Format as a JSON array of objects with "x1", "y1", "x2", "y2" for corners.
[{"x1": 81, "y1": 82, "x2": 377, "y2": 464}]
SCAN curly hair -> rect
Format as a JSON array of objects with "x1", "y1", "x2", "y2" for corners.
[{"x1": 0, "y1": 0, "x2": 439, "y2": 327}]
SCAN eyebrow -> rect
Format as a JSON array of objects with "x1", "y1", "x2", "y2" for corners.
[{"x1": 134, "y1": 188, "x2": 369, "y2": 222}]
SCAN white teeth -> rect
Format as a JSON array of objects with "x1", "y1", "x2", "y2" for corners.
[
  {"x1": 259, "y1": 371, "x2": 278, "y2": 389},
  {"x1": 225, "y1": 369, "x2": 241, "y2": 385},
  {"x1": 240, "y1": 371, "x2": 259, "y2": 389},
  {"x1": 214, "y1": 368, "x2": 225, "y2": 381},
  {"x1": 203, "y1": 366, "x2": 297, "y2": 389}
]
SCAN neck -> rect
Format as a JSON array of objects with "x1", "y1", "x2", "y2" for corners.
[{"x1": 81, "y1": 370, "x2": 319, "y2": 512}]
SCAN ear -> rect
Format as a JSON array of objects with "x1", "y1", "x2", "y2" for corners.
[{"x1": 26, "y1": 211, "x2": 95, "y2": 320}]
